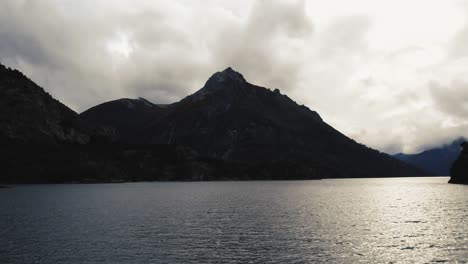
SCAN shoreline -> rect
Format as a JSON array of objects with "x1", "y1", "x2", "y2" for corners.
[{"x1": 1, "y1": 176, "x2": 455, "y2": 185}]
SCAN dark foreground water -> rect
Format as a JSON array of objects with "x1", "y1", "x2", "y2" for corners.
[{"x1": 0, "y1": 177, "x2": 466, "y2": 264}]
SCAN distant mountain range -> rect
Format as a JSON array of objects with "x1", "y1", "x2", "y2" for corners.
[
  {"x1": 394, "y1": 138, "x2": 464, "y2": 176},
  {"x1": 0, "y1": 63, "x2": 426, "y2": 183}
]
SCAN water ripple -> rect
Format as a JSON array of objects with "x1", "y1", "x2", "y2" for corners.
[{"x1": 0, "y1": 177, "x2": 466, "y2": 263}]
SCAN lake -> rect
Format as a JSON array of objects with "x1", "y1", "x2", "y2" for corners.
[{"x1": 0, "y1": 177, "x2": 466, "y2": 263}]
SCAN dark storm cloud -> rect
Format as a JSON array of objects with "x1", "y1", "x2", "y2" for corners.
[
  {"x1": 0, "y1": 1, "x2": 121, "y2": 109},
  {"x1": 0, "y1": 0, "x2": 207, "y2": 109},
  {"x1": 209, "y1": 0, "x2": 313, "y2": 91},
  {"x1": 0, "y1": 0, "x2": 313, "y2": 111},
  {"x1": 1, "y1": 0, "x2": 467, "y2": 153}
]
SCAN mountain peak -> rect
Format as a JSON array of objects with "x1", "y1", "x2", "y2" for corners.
[
  {"x1": 190, "y1": 67, "x2": 248, "y2": 102},
  {"x1": 222, "y1": 66, "x2": 239, "y2": 75},
  {"x1": 212, "y1": 67, "x2": 245, "y2": 83}
]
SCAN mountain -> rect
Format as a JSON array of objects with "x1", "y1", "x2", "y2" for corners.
[
  {"x1": 449, "y1": 142, "x2": 468, "y2": 184},
  {"x1": 394, "y1": 138, "x2": 464, "y2": 176},
  {"x1": 0, "y1": 63, "x2": 115, "y2": 145},
  {"x1": 0, "y1": 62, "x2": 194, "y2": 183},
  {"x1": 80, "y1": 67, "x2": 426, "y2": 178},
  {"x1": 0, "y1": 63, "x2": 426, "y2": 183},
  {"x1": 79, "y1": 97, "x2": 165, "y2": 142},
  {"x1": 0, "y1": 63, "x2": 85, "y2": 144}
]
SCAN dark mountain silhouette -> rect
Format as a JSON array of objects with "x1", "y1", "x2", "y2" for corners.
[
  {"x1": 0, "y1": 63, "x2": 428, "y2": 183},
  {"x1": 449, "y1": 142, "x2": 468, "y2": 184},
  {"x1": 394, "y1": 138, "x2": 464, "y2": 176},
  {"x1": 1, "y1": 64, "x2": 83, "y2": 144},
  {"x1": 0, "y1": 64, "x2": 117, "y2": 145},
  {"x1": 0, "y1": 63, "x2": 198, "y2": 183},
  {"x1": 79, "y1": 97, "x2": 165, "y2": 142},
  {"x1": 80, "y1": 67, "x2": 426, "y2": 178}
]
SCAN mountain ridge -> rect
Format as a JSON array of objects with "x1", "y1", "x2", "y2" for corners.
[
  {"x1": 0, "y1": 63, "x2": 117, "y2": 145},
  {"x1": 0, "y1": 62, "x2": 428, "y2": 182},
  {"x1": 79, "y1": 97, "x2": 164, "y2": 142},
  {"x1": 394, "y1": 138, "x2": 464, "y2": 176},
  {"x1": 80, "y1": 66, "x2": 426, "y2": 178}
]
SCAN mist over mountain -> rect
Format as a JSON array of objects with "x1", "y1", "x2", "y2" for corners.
[{"x1": 394, "y1": 138, "x2": 464, "y2": 176}]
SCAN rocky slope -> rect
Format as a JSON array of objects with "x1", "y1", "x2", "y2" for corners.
[
  {"x1": 0, "y1": 63, "x2": 427, "y2": 183},
  {"x1": 81, "y1": 67, "x2": 426, "y2": 178},
  {"x1": 0, "y1": 63, "x2": 84, "y2": 144},
  {"x1": 394, "y1": 138, "x2": 464, "y2": 176},
  {"x1": 0, "y1": 62, "x2": 184, "y2": 183},
  {"x1": 0, "y1": 63, "x2": 115, "y2": 144},
  {"x1": 449, "y1": 142, "x2": 468, "y2": 184},
  {"x1": 79, "y1": 97, "x2": 166, "y2": 142}
]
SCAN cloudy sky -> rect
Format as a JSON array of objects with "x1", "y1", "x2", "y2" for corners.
[{"x1": 1, "y1": 0, "x2": 467, "y2": 154}]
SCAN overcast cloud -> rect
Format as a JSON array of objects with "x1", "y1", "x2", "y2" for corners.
[{"x1": 1, "y1": 0, "x2": 467, "y2": 154}]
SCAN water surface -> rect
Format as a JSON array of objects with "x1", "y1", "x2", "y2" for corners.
[{"x1": 0, "y1": 177, "x2": 466, "y2": 263}]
